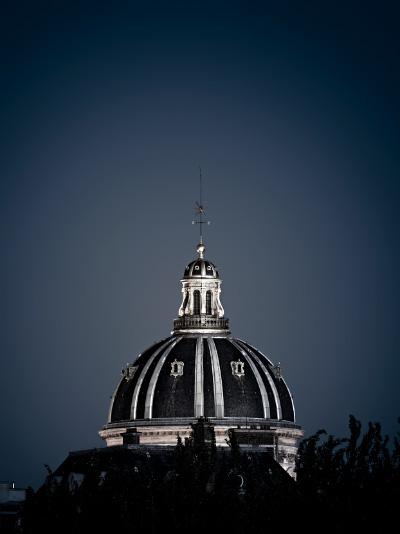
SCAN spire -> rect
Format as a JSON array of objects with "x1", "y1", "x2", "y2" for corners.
[
  {"x1": 192, "y1": 167, "x2": 210, "y2": 258},
  {"x1": 173, "y1": 170, "x2": 230, "y2": 335}
]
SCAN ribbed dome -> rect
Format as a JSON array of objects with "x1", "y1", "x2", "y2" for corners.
[
  {"x1": 183, "y1": 259, "x2": 219, "y2": 278},
  {"x1": 108, "y1": 334, "x2": 294, "y2": 423},
  {"x1": 99, "y1": 233, "x2": 304, "y2": 478}
]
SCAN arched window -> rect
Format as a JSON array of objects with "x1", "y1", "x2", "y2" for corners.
[
  {"x1": 193, "y1": 290, "x2": 200, "y2": 315},
  {"x1": 206, "y1": 291, "x2": 212, "y2": 314}
]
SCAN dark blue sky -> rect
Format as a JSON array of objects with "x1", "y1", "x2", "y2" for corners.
[{"x1": 1, "y1": 1, "x2": 399, "y2": 490}]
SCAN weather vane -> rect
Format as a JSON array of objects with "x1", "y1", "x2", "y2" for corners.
[{"x1": 192, "y1": 167, "x2": 210, "y2": 245}]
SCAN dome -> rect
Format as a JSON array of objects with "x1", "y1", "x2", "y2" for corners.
[
  {"x1": 107, "y1": 334, "x2": 295, "y2": 424},
  {"x1": 99, "y1": 233, "x2": 304, "y2": 477},
  {"x1": 183, "y1": 259, "x2": 219, "y2": 278}
]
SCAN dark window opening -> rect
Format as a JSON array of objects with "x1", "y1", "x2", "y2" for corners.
[
  {"x1": 206, "y1": 291, "x2": 212, "y2": 314},
  {"x1": 194, "y1": 290, "x2": 200, "y2": 314}
]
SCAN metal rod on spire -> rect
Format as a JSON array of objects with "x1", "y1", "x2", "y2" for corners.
[
  {"x1": 192, "y1": 168, "x2": 210, "y2": 256},
  {"x1": 199, "y1": 167, "x2": 202, "y2": 244}
]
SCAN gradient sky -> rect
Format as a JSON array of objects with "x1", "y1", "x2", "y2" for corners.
[{"x1": 1, "y1": 1, "x2": 399, "y2": 490}]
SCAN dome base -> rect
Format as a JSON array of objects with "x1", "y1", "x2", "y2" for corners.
[{"x1": 99, "y1": 417, "x2": 304, "y2": 478}]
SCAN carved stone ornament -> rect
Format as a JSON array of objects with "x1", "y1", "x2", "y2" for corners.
[
  {"x1": 170, "y1": 359, "x2": 184, "y2": 377},
  {"x1": 271, "y1": 363, "x2": 282, "y2": 381},
  {"x1": 231, "y1": 359, "x2": 245, "y2": 377},
  {"x1": 122, "y1": 364, "x2": 138, "y2": 381}
]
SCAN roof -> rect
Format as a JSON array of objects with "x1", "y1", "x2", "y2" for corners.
[
  {"x1": 108, "y1": 334, "x2": 295, "y2": 424},
  {"x1": 183, "y1": 258, "x2": 219, "y2": 278}
]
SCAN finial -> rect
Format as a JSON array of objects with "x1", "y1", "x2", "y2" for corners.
[
  {"x1": 197, "y1": 242, "x2": 205, "y2": 258},
  {"x1": 192, "y1": 167, "x2": 210, "y2": 254}
]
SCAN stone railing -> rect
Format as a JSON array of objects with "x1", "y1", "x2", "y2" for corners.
[{"x1": 173, "y1": 315, "x2": 230, "y2": 332}]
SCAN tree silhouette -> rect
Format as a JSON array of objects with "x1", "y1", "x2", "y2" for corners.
[
  {"x1": 296, "y1": 415, "x2": 400, "y2": 533},
  {"x1": 19, "y1": 416, "x2": 400, "y2": 534}
]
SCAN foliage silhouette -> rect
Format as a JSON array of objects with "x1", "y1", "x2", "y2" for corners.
[
  {"x1": 18, "y1": 416, "x2": 400, "y2": 534},
  {"x1": 296, "y1": 415, "x2": 400, "y2": 532}
]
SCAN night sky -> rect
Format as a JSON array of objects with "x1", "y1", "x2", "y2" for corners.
[{"x1": 1, "y1": 1, "x2": 399, "y2": 490}]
